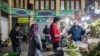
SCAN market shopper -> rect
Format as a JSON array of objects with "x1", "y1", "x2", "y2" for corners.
[
  {"x1": 60, "y1": 22, "x2": 67, "y2": 46},
  {"x1": 28, "y1": 23, "x2": 43, "y2": 56},
  {"x1": 43, "y1": 25, "x2": 51, "y2": 43},
  {"x1": 50, "y1": 17, "x2": 61, "y2": 51},
  {"x1": 68, "y1": 20, "x2": 85, "y2": 41},
  {"x1": 9, "y1": 23, "x2": 22, "y2": 53}
]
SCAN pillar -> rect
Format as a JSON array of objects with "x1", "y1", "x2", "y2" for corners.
[
  {"x1": 16, "y1": 0, "x2": 19, "y2": 8},
  {"x1": 81, "y1": 0, "x2": 85, "y2": 15},
  {"x1": 56, "y1": 0, "x2": 60, "y2": 16},
  {"x1": 0, "y1": 10, "x2": 1, "y2": 41},
  {"x1": 29, "y1": 0, "x2": 34, "y2": 26},
  {"x1": 8, "y1": 0, "x2": 12, "y2": 33},
  {"x1": 25, "y1": 0, "x2": 27, "y2": 9},
  {"x1": 29, "y1": 11, "x2": 34, "y2": 26}
]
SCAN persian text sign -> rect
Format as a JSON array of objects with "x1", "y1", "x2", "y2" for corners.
[{"x1": 11, "y1": 8, "x2": 30, "y2": 16}]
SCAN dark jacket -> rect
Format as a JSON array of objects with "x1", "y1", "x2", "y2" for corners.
[
  {"x1": 43, "y1": 27, "x2": 50, "y2": 35},
  {"x1": 68, "y1": 25, "x2": 85, "y2": 41},
  {"x1": 9, "y1": 29, "x2": 22, "y2": 46}
]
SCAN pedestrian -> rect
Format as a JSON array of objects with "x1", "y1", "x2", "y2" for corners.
[
  {"x1": 50, "y1": 17, "x2": 61, "y2": 51},
  {"x1": 28, "y1": 23, "x2": 43, "y2": 56},
  {"x1": 9, "y1": 23, "x2": 22, "y2": 53},
  {"x1": 60, "y1": 22, "x2": 67, "y2": 46},
  {"x1": 43, "y1": 25, "x2": 51, "y2": 43},
  {"x1": 68, "y1": 20, "x2": 85, "y2": 42}
]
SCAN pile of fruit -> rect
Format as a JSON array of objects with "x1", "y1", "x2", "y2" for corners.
[{"x1": 63, "y1": 40, "x2": 81, "y2": 56}]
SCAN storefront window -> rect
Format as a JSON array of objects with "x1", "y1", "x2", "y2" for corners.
[
  {"x1": 71, "y1": 1, "x2": 74, "y2": 10},
  {"x1": 76, "y1": 1, "x2": 79, "y2": 10},
  {"x1": 35, "y1": 0, "x2": 39, "y2": 10},
  {"x1": 11, "y1": 0, "x2": 15, "y2": 7},
  {"x1": 34, "y1": 0, "x2": 56, "y2": 10},
  {"x1": 46, "y1": 0, "x2": 49, "y2": 10},
  {"x1": 60, "y1": 0, "x2": 65, "y2": 10},
  {"x1": 67, "y1": 1, "x2": 69, "y2": 10},
  {"x1": 50, "y1": 0, "x2": 55, "y2": 10},
  {"x1": 12, "y1": 0, "x2": 29, "y2": 9},
  {"x1": 41, "y1": 0, "x2": 44, "y2": 10}
]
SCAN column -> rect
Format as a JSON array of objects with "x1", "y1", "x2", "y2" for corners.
[
  {"x1": 0, "y1": 0, "x2": 1, "y2": 41},
  {"x1": 29, "y1": 0, "x2": 34, "y2": 26},
  {"x1": 0, "y1": 10, "x2": 1, "y2": 42},
  {"x1": 81, "y1": 0, "x2": 85, "y2": 15},
  {"x1": 8, "y1": 0, "x2": 12, "y2": 32},
  {"x1": 16, "y1": 0, "x2": 19, "y2": 8},
  {"x1": 25, "y1": 0, "x2": 27, "y2": 9},
  {"x1": 33, "y1": 0, "x2": 34, "y2": 10},
  {"x1": 30, "y1": 11, "x2": 34, "y2": 26},
  {"x1": 6, "y1": 0, "x2": 12, "y2": 46},
  {"x1": 56, "y1": 0, "x2": 60, "y2": 16}
]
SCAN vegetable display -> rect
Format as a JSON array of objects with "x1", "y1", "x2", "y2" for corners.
[
  {"x1": 63, "y1": 39, "x2": 81, "y2": 56},
  {"x1": 87, "y1": 42, "x2": 100, "y2": 56}
]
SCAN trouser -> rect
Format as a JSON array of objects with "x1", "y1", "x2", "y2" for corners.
[
  {"x1": 53, "y1": 42, "x2": 59, "y2": 51},
  {"x1": 12, "y1": 46, "x2": 21, "y2": 53},
  {"x1": 60, "y1": 37, "x2": 64, "y2": 47},
  {"x1": 45, "y1": 36, "x2": 51, "y2": 43}
]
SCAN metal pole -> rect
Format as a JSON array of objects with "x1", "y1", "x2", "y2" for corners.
[
  {"x1": 0, "y1": 9, "x2": 2, "y2": 51},
  {"x1": 0, "y1": 0, "x2": 1, "y2": 41},
  {"x1": 0, "y1": 0, "x2": 2, "y2": 51}
]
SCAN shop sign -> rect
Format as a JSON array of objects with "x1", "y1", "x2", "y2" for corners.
[
  {"x1": 18, "y1": 17, "x2": 29, "y2": 23},
  {"x1": 0, "y1": 4, "x2": 10, "y2": 13},
  {"x1": 35, "y1": 17, "x2": 47, "y2": 22},
  {"x1": 11, "y1": 8, "x2": 30, "y2": 16},
  {"x1": 34, "y1": 10, "x2": 56, "y2": 16},
  {"x1": 60, "y1": 10, "x2": 74, "y2": 16}
]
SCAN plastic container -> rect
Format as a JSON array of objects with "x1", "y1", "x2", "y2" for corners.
[{"x1": 3, "y1": 52, "x2": 20, "y2": 56}]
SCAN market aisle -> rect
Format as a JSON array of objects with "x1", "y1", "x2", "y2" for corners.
[
  {"x1": 21, "y1": 51, "x2": 54, "y2": 56},
  {"x1": 21, "y1": 42, "x2": 54, "y2": 56},
  {"x1": 0, "y1": 42, "x2": 54, "y2": 56}
]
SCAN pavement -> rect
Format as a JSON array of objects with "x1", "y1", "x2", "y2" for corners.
[{"x1": 0, "y1": 42, "x2": 54, "y2": 56}]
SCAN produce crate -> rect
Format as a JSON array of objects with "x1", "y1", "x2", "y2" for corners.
[{"x1": 3, "y1": 52, "x2": 20, "y2": 56}]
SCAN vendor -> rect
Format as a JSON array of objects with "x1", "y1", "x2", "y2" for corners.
[{"x1": 68, "y1": 20, "x2": 85, "y2": 41}]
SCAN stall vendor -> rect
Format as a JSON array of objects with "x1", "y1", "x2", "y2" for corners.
[{"x1": 68, "y1": 20, "x2": 85, "y2": 41}]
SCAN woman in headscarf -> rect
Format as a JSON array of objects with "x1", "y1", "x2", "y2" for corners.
[{"x1": 28, "y1": 23, "x2": 43, "y2": 56}]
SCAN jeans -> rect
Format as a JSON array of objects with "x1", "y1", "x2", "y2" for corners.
[
  {"x1": 53, "y1": 42, "x2": 59, "y2": 51},
  {"x1": 12, "y1": 46, "x2": 21, "y2": 52},
  {"x1": 45, "y1": 36, "x2": 50, "y2": 43}
]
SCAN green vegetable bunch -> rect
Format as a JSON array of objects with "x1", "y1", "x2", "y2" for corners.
[{"x1": 87, "y1": 42, "x2": 100, "y2": 56}]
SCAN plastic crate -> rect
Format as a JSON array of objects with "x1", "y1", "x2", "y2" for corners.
[{"x1": 3, "y1": 52, "x2": 20, "y2": 56}]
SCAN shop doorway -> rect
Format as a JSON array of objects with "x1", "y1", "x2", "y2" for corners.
[{"x1": 12, "y1": 17, "x2": 29, "y2": 42}]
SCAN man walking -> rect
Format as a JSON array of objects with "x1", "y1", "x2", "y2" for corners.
[
  {"x1": 9, "y1": 23, "x2": 22, "y2": 53},
  {"x1": 43, "y1": 25, "x2": 51, "y2": 43}
]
